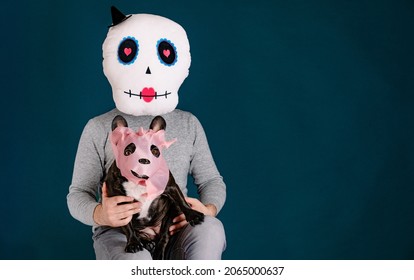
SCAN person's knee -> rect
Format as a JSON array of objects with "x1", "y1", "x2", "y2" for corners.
[
  {"x1": 195, "y1": 216, "x2": 226, "y2": 247},
  {"x1": 209, "y1": 216, "x2": 225, "y2": 239},
  {"x1": 93, "y1": 227, "x2": 153, "y2": 260},
  {"x1": 187, "y1": 216, "x2": 226, "y2": 259}
]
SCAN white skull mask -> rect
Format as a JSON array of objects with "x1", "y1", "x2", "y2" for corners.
[{"x1": 102, "y1": 7, "x2": 191, "y2": 116}]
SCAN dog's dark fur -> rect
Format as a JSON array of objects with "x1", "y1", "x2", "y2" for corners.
[{"x1": 104, "y1": 115, "x2": 204, "y2": 259}]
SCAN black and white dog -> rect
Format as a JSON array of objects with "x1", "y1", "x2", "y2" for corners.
[{"x1": 104, "y1": 115, "x2": 204, "y2": 259}]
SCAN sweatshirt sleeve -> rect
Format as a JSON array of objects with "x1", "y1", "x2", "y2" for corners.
[
  {"x1": 67, "y1": 119, "x2": 107, "y2": 226},
  {"x1": 189, "y1": 116, "x2": 227, "y2": 214}
]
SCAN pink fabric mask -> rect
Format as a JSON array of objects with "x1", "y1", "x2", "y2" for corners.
[{"x1": 110, "y1": 126, "x2": 175, "y2": 199}]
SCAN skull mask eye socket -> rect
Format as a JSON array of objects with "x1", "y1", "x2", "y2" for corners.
[
  {"x1": 151, "y1": 145, "x2": 160, "y2": 158},
  {"x1": 157, "y1": 39, "x2": 177, "y2": 66},
  {"x1": 118, "y1": 37, "x2": 139, "y2": 65},
  {"x1": 124, "y1": 143, "x2": 136, "y2": 156}
]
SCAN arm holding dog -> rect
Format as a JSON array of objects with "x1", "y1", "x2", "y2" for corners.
[
  {"x1": 168, "y1": 116, "x2": 225, "y2": 235},
  {"x1": 189, "y1": 116, "x2": 226, "y2": 213},
  {"x1": 67, "y1": 119, "x2": 107, "y2": 226},
  {"x1": 93, "y1": 183, "x2": 141, "y2": 227},
  {"x1": 169, "y1": 198, "x2": 217, "y2": 235},
  {"x1": 185, "y1": 197, "x2": 217, "y2": 216}
]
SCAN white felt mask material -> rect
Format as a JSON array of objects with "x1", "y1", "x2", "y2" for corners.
[{"x1": 103, "y1": 13, "x2": 191, "y2": 116}]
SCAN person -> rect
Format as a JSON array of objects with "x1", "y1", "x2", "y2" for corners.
[{"x1": 67, "y1": 6, "x2": 226, "y2": 260}]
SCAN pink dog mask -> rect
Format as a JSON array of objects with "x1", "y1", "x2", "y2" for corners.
[{"x1": 110, "y1": 118, "x2": 175, "y2": 199}]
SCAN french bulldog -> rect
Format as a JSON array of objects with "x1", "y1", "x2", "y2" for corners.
[{"x1": 104, "y1": 115, "x2": 204, "y2": 259}]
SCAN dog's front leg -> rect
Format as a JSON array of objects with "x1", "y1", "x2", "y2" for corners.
[
  {"x1": 122, "y1": 220, "x2": 144, "y2": 253},
  {"x1": 165, "y1": 175, "x2": 204, "y2": 226}
]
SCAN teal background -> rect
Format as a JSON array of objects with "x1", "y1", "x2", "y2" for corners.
[{"x1": 1, "y1": 0, "x2": 413, "y2": 259}]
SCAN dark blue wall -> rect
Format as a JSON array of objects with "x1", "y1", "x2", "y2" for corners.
[{"x1": 1, "y1": 0, "x2": 413, "y2": 259}]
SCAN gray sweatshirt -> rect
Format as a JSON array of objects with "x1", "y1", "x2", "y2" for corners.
[{"x1": 67, "y1": 108, "x2": 226, "y2": 227}]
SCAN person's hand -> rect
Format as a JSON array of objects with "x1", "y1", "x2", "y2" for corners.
[
  {"x1": 169, "y1": 197, "x2": 217, "y2": 235},
  {"x1": 93, "y1": 183, "x2": 141, "y2": 227}
]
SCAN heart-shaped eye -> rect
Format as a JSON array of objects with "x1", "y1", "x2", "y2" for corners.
[
  {"x1": 157, "y1": 39, "x2": 177, "y2": 66},
  {"x1": 118, "y1": 37, "x2": 139, "y2": 65},
  {"x1": 163, "y1": 49, "x2": 170, "y2": 58},
  {"x1": 124, "y1": 48, "x2": 132, "y2": 56}
]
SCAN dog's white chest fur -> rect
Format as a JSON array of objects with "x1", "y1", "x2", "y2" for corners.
[{"x1": 122, "y1": 181, "x2": 155, "y2": 218}]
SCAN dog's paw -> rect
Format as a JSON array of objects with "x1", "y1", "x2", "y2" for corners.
[
  {"x1": 187, "y1": 210, "x2": 204, "y2": 226},
  {"x1": 125, "y1": 241, "x2": 144, "y2": 253}
]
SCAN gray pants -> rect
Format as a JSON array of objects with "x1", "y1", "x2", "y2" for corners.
[{"x1": 93, "y1": 216, "x2": 226, "y2": 260}]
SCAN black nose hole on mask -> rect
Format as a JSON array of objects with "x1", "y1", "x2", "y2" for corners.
[{"x1": 138, "y1": 158, "x2": 151, "y2": 164}]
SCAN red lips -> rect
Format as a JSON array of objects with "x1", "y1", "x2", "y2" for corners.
[{"x1": 141, "y1": 87, "x2": 155, "y2": 102}]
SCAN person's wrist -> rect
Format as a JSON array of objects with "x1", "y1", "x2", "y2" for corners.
[{"x1": 93, "y1": 203, "x2": 104, "y2": 225}]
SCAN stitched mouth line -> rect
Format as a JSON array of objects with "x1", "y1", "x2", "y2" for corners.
[
  {"x1": 124, "y1": 90, "x2": 171, "y2": 99},
  {"x1": 131, "y1": 170, "x2": 149, "y2": 180}
]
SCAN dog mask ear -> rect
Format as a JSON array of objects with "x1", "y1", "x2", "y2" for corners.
[
  {"x1": 149, "y1": 116, "x2": 166, "y2": 132},
  {"x1": 111, "y1": 115, "x2": 128, "y2": 131},
  {"x1": 149, "y1": 116, "x2": 176, "y2": 149},
  {"x1": 110, "y1": 115, "x2": 131, "y2": 161}
]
